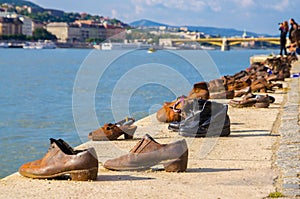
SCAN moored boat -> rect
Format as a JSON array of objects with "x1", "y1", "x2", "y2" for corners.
[
  {"x1": 23, "y1": 40, "x2": 56, "y2": 49},
  {"x1": 0, "y1": 42, "x2": 8, "y2": 48},
  {"x1": 147, "y1": 47, "x2": 156, "y2": 53}
]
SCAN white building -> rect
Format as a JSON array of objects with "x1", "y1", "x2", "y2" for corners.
[
  {"x1": 47, "y1": 22, "x2": 107, "y2": 43},
  {"x1": 47, "y1": 22, "x2": 80, "y2": 43},
  {"x1": 19, "y1": 16, "x2": 32, "y2": 36}
]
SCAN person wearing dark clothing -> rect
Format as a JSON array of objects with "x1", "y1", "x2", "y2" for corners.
[
  {"x1": 289, "y1": 18, "x2": 298, "y2": 43},
  {"x1": 279, "y1": 21, "x2": 288, "y2": 56},
  {"x1": 289, "y1": 26, "x2": 300, "y2": 55}
]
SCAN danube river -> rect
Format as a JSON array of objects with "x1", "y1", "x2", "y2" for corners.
[{"x1": 0, "y1": 48, "x2": 276, "y2": 178}]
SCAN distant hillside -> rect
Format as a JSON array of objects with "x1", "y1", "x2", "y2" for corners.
[
  {"x1": 130, "y1": 19, "x2": 270, "y2": 37},
  {"x1": 130, "y1": 19, "x2": 169, "y2": 27},
  {"x1": 0, "y1": 0, "x2": 42, "y2": 9},
  {"x1": 187, "y1": 26, "x2": 264, "y2": 37}
]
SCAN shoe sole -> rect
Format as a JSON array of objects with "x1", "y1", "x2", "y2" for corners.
[
  {"x1": 19, "y1": 167, "x2": 98, "y2": 181},
  {"x1": 104, "y1": 151, "x2": 188, "y2": 172},
  {"x1": 179, "y1": 126, "x2": 231, "y2": 137}
]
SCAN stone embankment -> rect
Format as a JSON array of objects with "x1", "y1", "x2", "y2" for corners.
[{"x1": 274, "y1": 61, "x2": 300, "y2": 198}]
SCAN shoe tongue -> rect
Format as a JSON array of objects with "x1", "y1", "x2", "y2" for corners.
[
  {"x1": 129, "y1": 134, "x2": 161, "y2": 153},
  {"x1": 50, "y1": 138, "x2": 60, "y2": 147},
  {"x1": 49, "y1": 138, "x2": 74, "y2": 155},
  {"x1": 48, "y1": 138, "x2": 60, "y2": 152}
]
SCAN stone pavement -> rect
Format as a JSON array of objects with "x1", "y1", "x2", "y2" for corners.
[
  {"x1": 0, "y1": 89, "x2": 286, "y2": 199},
  {"x1": 274, "y1": 60, "x2": 300, "y2": 198}
]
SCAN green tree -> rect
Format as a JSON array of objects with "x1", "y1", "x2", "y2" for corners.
[{"x1": 33, "y1": 28, "x2": 56, "y2": 40}]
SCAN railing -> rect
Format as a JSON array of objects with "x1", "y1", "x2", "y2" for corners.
[{"x1": 167, "y1": 37, "x2": 280, "y2": 51}]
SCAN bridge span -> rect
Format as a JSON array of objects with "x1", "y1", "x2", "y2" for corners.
[{"x1": 160, "y1": 37, "x2": 280, "y2": 51}]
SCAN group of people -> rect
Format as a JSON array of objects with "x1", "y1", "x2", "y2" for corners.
[{"x1": 279, "y1": 18, "x2": 300, "y2": 56}]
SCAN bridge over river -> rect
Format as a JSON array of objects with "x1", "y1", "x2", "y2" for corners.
[{"x1": 160, "y1": 37, "x2": 280, "y2": 51}]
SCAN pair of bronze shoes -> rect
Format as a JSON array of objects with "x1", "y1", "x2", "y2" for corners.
[
  {"x1": 19, "y1": 135, "x2": 189, "y2": 181},
  {"x1": 88, "y1": 118, "x2": 137, "y2": 141},
  {"x1": 229, "y1": 94, "x2": 275, "y2": 108}
]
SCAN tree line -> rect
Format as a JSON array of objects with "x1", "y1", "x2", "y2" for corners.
[{"x1": 0, "y1": 27, "x2": 57, "y2": 41}]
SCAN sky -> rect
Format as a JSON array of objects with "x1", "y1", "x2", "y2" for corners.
[{"x1": 30, "y1": 0, "x2": 300, "y2": 35}]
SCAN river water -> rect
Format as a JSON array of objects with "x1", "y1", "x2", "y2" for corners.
[{"x1": 0, "y1": 48, "x2": 276, "y2": 178}]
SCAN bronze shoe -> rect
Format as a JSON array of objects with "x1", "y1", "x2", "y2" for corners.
[
  {"x1": 229, "y1": 98, "x2": 257, "y2": 108},
  {"x1": 254, "y1": 95, "x2": 270, "y2": 108},
  {"x1": 103, "y1": 134, "x2": 188, "y2": 172},
  {"x1": 18, "y1": 138, "x2": 98, "y2": 181},
  {"x1": 88, "y1": 118, "x2": 137, "y2": 141},
  {"x1": 229, "y1": 94, "x2": 271, "y2": 108}
]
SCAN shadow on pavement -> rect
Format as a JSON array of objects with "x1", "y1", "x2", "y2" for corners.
[{"x1": 96, "y1": 175, "x2": 155, "y2": 181}]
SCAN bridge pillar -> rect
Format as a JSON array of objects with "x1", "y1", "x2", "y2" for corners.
[{"x1": 221, "y1": 37, "x2": 230, "y2": 51}]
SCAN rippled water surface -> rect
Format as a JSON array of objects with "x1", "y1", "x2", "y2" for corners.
[{"x1": 0, "y1": 48, "x2": 275, "y2": 178}]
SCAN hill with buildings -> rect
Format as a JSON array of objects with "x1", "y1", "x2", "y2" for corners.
[
  {"x1": 0, "y1": 0, "x2": 129, "y2": 45},
  {"x1": 0, "y1": 0, "x2": 40, "y2": 8},
  {"x1": 0, "y1": 0, "x2": 129, "y2": 27}
]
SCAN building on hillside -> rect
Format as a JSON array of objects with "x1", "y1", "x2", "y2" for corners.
[
  {"x1": 74, "y1": 20, "x2": 106, "y2": 40},
  {"x1": 0, "y1": 11, "x2": 17, "y2": 18},
  {"x1": 15, "y1": 6, "x2": 24, "y2": 13},
  {"x1": 0, "y1": 12, "x2": 41, "y2": 37},
  {"x1": 103, "y1": 23, "x2": 125, "y2": 40},
  {"x1": 159, "y1": 39, "x2": 173, "y2": 47},
  {"x1": 44, "y1": 9, "x2": 64, "y2": 17},
  {"x1": 46, "y1": 22, "x2": 80, "y2": 43},
  {"x1": 74, "y1": 20, "x2": 95, "y2": 25},
  {"x1": 159, "y1": 26, "x2": 167, "y2": 31},
  {"x1": 19, "y1": 16, "x2": 32, "y2": 36},
  {"x1": 180, "y1": 27, "x2": 189, "y2": 32},
  {"x1": 0, "y1": 17, "x2": 23, "y2": 36},
  {"x1": 0, "y1": 12, "x2": 32, "y2": 36},
  {"x1": 26, "y1": 6, "x2": 44, "y2": 14},
  {"x1": 32, "y1": 20, "x2": 44, "y2": 32},
  {"x1": 0, "y1": 12, "x2": 35, "y2": 36},
  {"x1": 0, "y1": 3, "x2": 14, "y2": 12},
  {"x1": 47, "y1": 22, "x2": 107, "y2": 43},
  {"x1": 241, "y1": 30, "x2": 255, "y2": 48}
]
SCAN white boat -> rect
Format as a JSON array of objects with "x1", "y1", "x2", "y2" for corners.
[
  {"x1": 147, "y1": 47, "x2": 156, "y2": 53},
  {"x1": 36, "y1": 41, "x2": 56, "y2": 49},
  {"x1": 101, "y1": 43, "x2": 113, "y2": 50},
  {"x1": 23, "y1": 42, "x2": 36, "y2": 49},
  {"x1": 200, "y1": 45, "x2": 216, "y2": 50},
  {"x1": 23, "y1": 41, "x2": 56, "y2": 49},
  {"x1": 0, "y1": 42, "x2": 8, "y2": 48},
  {"x1": 93, "y1": 44, "x2": 101, "y2": 50},
  {"x1": 7, "y1": 42, "x2": 23, "y2": 48}
]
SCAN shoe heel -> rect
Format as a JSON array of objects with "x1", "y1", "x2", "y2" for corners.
[
  {"x1": 70, "y1": 167, "x2": 98, "y2": 181},
  {"x1": 123, "y1": 126, "x2": 137, "y2": 140},
  {"x1": 124, "y1": 133, "x2": 133, "y2": 139},
  {"x1": 163, "y1": 150, "x2": 188, "y2": 172}
]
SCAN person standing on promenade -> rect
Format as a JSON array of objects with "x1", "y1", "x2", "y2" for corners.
[
  {"x1": 289, "y1": 26, "x2": 300, "y2": 55},
  {"x1": 279, "y1": 21, "x2": 289, "y2": 56},
  {"x1": 289, "y1": 18, "x2": 298, "y2": 43}
]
